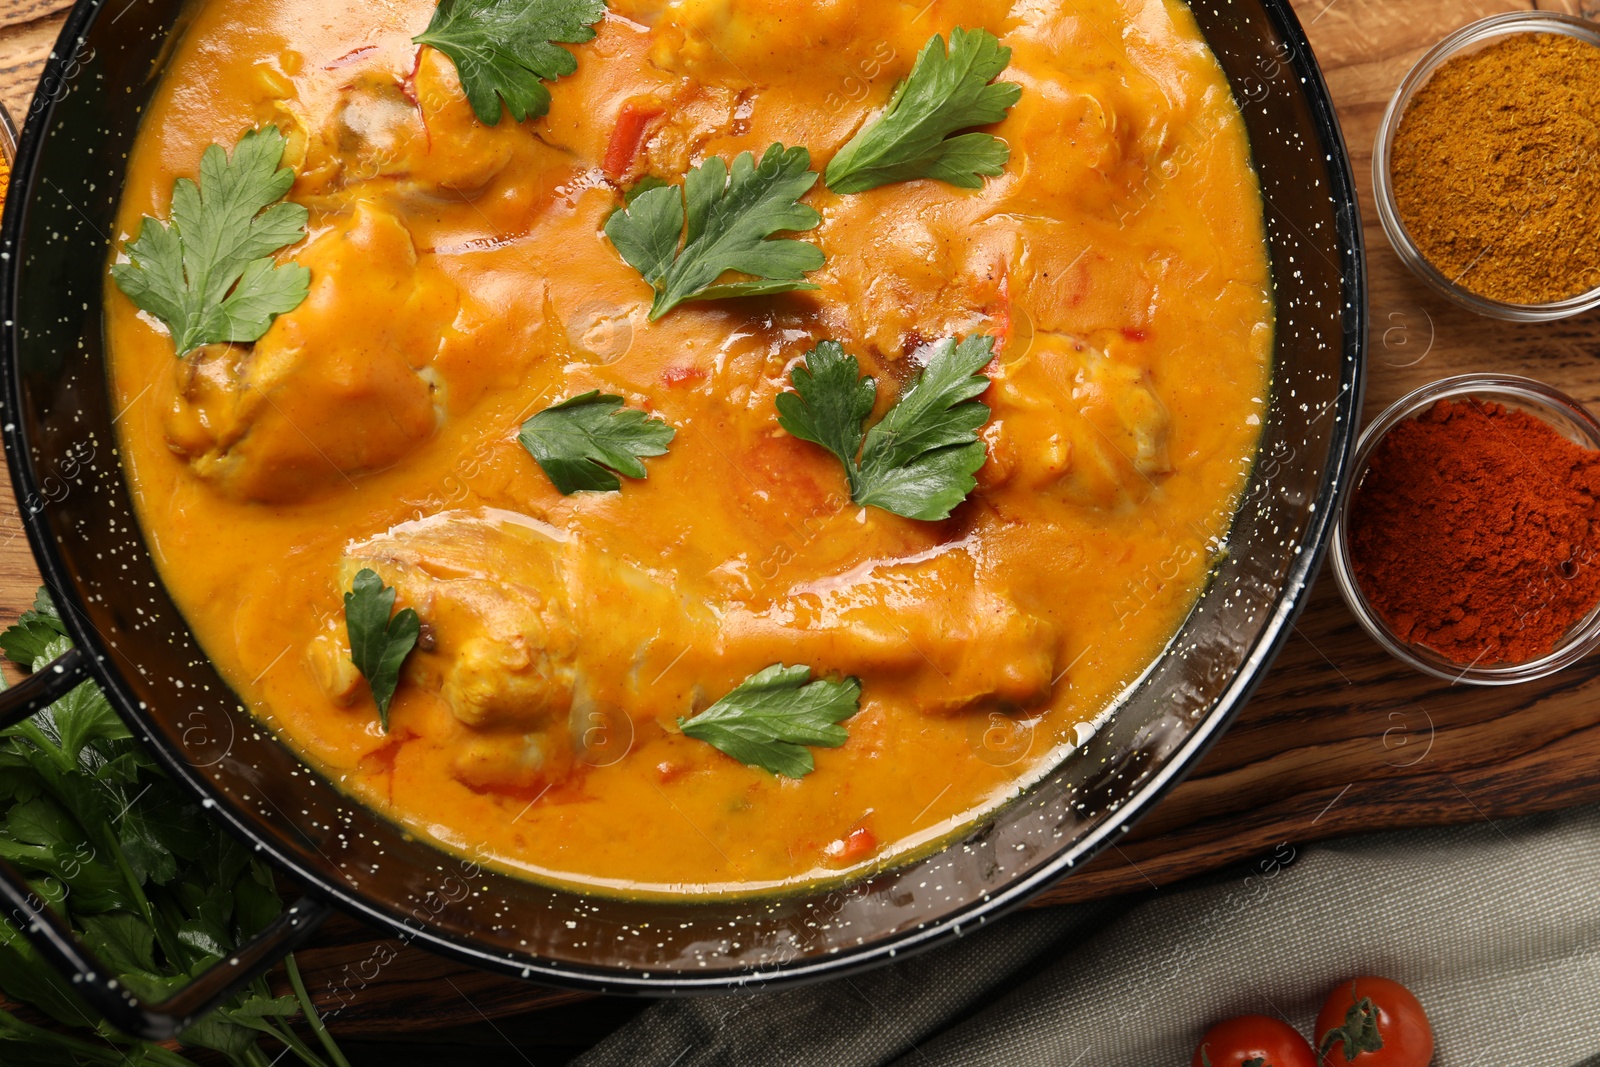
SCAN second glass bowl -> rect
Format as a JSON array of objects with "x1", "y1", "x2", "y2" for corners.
[
  {"x1": 1331, "y1": 375, "x2": 1600, "y2": 685},
  {"x1": 1372, "y1": 12, "x2": 1600, "y2": 322}
]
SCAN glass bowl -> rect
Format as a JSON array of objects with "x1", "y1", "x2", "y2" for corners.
[
  {"x1": 1331, "y1": 375, "x2": 1600, "y2": 685},
  {"x1": 1372, "y1": 12, "x2": 1600, "y2": 322},
  {"x1": 0, "y1": 101, "x2": 15, "y2": 163}
]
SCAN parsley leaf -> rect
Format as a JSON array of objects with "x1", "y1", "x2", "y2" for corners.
[
  {"x1": 824, "y1": 28, "x2": 1021, "y2": 194},
  {"x1": 678, "y1": 665, "x2": 861, "y2": 778},
  {"x1": 624, "y1": 174, "x2": 668, "y2": 206},
  {"x1": 413, "y1": 0, "x2": 607, "y2": 126},
  {"x1": 344, "y1": 569, "x2": 421, "y2": 730},
  {"x1": 604, "y1": 143, "x2": 825, "y2": 320},
  {"x1": 28, "y1": 636, "x2": 128, "y2": 764},
  {"x1": 518, "y1": 391, "x2": 676, "y2": 494},
  {"x1": 777, "y1": 341, "x2": 880, "y2": 471},
  {"x1": 110, "y1": 126, "x2": 310, "y2": 358},
  {"x1": 0, "y1": 589, "x2": 68, "y2": 670},
  {"x1": 777, "y1": 336, "x2": 994, "y2": 521}
]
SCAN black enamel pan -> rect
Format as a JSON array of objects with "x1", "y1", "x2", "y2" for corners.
[{"x1": 0, "y1": 0, "x2": 1364, "y2": 1040}]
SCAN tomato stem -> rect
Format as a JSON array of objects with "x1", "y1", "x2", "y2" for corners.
[{"x1": 1318, "y1": 996, "x2": 1384, "y2": 1063}]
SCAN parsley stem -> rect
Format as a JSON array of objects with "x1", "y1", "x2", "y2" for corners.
[
  {"x1": 148, "y1": 1046, "x2": 206, "y2": 1067},
  {"x1": 10, "y1": 719, "x2": 67, "y2": 771},
  {"x1": 0, "y1": 1006, "x2": 194, "y2": 1066},
  {"x1": 232, "y1": 1015, "x2": 329, "y2": 1067},
  {"x1": 239, "y1": 1043, "x2": 276, "y2": 1067},
  {"x1": 287, "y1": 953, "x2": 351, "y2": 1067},
  {"x1": 101, "y1": 814, "x2": 187, "y2": 968}
]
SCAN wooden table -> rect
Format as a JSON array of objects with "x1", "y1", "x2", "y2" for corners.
[{"x1": 2, "y1": 0, "x2": 1599, "y2": 1039}]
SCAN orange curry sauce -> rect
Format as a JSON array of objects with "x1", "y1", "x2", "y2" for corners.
[{"x1": 106, "y1": 0, "x2": 1271, "y2": 896}]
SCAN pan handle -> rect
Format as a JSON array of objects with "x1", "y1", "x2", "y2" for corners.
[
  {"x1": 0, "y1": 645, "x2": 90, "y2": 730},
  {"x1": 0, "y1": 647, "x2": 335, "y2": 1038},
  {"x1": 0, "y1": 859, "x2": 332, "y2": 1039}
]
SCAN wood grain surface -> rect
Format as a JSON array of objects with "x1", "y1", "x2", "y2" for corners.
[{"x1": 2, "y1": 0, "x2": 1599, "y2": 1038}]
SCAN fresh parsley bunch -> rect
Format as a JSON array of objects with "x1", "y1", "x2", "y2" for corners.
[{"x1": 0, "y1": 592, "x2": 348, "y2": 1067}]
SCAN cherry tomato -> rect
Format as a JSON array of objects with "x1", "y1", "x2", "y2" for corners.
[
  {"x1": 1193, "y1": 1015, "x2": 1318, "y2": 1067},
  {"x1": 1315, "y1": 977, "x2": 1434, "y2": 1067}
]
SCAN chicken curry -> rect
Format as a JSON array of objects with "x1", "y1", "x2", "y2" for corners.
[{"x1": 106, "y1": 0, "x2": 1272, "y2": 897}]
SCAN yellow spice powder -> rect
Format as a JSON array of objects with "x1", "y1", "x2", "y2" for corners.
[{"x1": 1391, "y1": 33, "x2": 1600, "y2": 306}]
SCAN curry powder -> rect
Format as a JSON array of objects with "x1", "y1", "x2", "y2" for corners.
[{"x1": 1391, "y1": 33, "x2": 1600, "y2": 306}]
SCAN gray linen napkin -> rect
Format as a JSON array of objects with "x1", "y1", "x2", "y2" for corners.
[{"x1": 575, "y1": 803, "x2": 1600, "y2": 1066}]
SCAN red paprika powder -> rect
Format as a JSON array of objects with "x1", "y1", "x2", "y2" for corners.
[{"x1": 1347, "y1": 398, "x2": 1600, "y2": 665}]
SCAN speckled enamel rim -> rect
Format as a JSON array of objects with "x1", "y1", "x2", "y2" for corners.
[{"x1": 0, "y1": 0, "x2": 1367, "y2": 994}]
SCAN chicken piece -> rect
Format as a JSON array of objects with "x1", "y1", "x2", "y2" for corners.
[
  {"x1": 163, "y1": 202, "x2": 457, "y2": 503},
  {"x1": 812, "y1": 192, "x2": 1011, "y2": 360},
  {"x1": 982, "y1": 332, "x2": 1171, "y2": 510},
  {"x1": 1000, "y1": 71, "x2": 1140, "y2": 221},
  {"x1": 289, "y1": 59, "x2": 520, "y2": 201},
  {"x1": 603, "y1": 1, "x2": 945, "y2": 181},
  {"x1": 733, "y1": 550, "x2": 1059, "y2": 716},
  {"x1": 327, "y1": 508, "x2": 1061, "y2": 788},
  {"x1": 639, "y1": 0, "x2": 922, "y2": 93},
  {"x1": 620, "y1": 84, "x2": 748, "y2": 182}
]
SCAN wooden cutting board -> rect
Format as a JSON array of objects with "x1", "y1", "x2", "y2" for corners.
[{"x1": 2, "y1": 0, "x2": 1599, "y2": 1036}]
